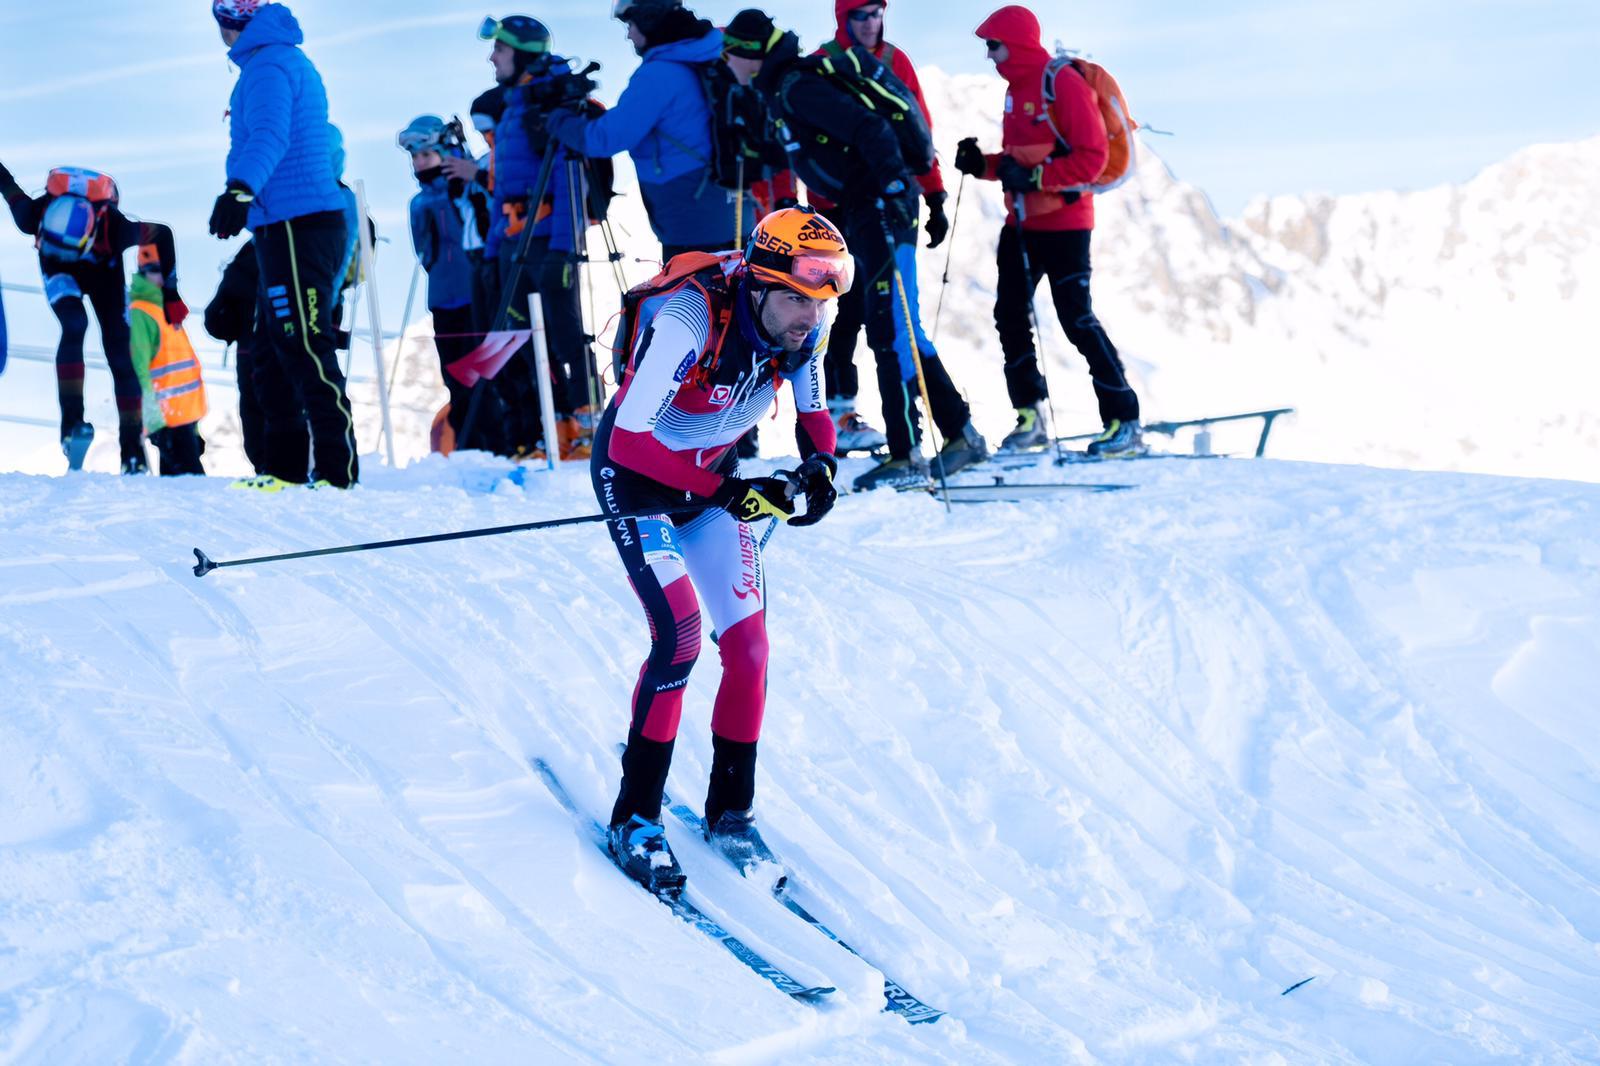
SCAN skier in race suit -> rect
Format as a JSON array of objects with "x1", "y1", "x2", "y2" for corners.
[{"x1": 593, "y1": 206, "x2": 852, "y2": 895}]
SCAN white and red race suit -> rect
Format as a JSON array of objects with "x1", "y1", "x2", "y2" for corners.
[{"x1": 592, "y1": 268, "x2": 836, "y2": 782}]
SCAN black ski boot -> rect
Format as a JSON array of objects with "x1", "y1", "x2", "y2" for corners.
[
  {"x1": 607, "y1": 815, "x2": 687, "y2": 899},
  {"x1": 704, "y1": 736, "x2": 782, "y2": 884},
  {"x1": 705, "y1": 807, "x2": 783, "y2": 886},
  {"x1": 930, "y1": 421, "x2": 989, "y2": 478}
]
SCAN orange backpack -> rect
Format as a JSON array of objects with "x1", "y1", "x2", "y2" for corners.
[
  {"x1": 610, "y1": 251, "x2": 742, "y2": 385},
  {"x1": 1043, "y1": 52, "x2": 1138, "y2": 194}
]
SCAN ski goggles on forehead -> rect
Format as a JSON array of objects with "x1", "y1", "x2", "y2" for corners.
[
  {"x1": 478, "y1": 16, "x2": 549, "y2": 51},
  {"x1": 397, "y1": 129, "x2": 442, "y2": 153}
]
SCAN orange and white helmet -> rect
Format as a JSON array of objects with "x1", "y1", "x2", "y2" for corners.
[{"x1": 744, "y1": 207, "x2": 854, "y2": 299}]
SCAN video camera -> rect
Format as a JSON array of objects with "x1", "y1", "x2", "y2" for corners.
[{"x1": 524, "y1": 60, "x2": 602, "y2": 109}]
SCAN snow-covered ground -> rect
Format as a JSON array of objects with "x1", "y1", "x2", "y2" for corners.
[{"x1": 2, "y1": 452, "x2": 1597, "y2": 1063}]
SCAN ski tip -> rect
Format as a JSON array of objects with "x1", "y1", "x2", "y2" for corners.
[{"x1": 192, "y1": 548, "x2": 218, "y2": 578}]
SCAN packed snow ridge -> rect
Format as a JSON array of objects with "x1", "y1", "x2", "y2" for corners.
[{"x1": 2, "y1": 452, "x2": 1597, "y2": 1063}]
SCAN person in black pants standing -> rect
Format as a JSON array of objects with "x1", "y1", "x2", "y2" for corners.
[
  {"x1": 209, "y1": 0, "x2": 358, "y2": 489},
  {"x1": 203, "y1": 239, "x2": 279, "y2": 476}
]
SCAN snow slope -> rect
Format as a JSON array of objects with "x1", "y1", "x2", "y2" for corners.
[{"x1": 2, "y1": 454, "x2": 1598, "y2": 1063}]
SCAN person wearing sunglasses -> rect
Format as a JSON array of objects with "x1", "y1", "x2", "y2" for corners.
[
  {"x1": 592, "y1": 207, "x2": 849, "y2": 896},
  {"x1": 956, "y1": 6, "x2": 1144, "y2": 458}
]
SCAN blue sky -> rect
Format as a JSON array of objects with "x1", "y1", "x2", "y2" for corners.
[{"x1": 2, "y1": 0, "x2": 1598, "y2": 430}]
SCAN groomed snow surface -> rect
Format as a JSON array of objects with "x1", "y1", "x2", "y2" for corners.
[{"x1": 2, "y1": 452, "x2": 1598, "y2": 1064}]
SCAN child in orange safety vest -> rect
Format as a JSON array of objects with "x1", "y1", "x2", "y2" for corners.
[{"x1": 129, "y1": 259, "x2": 206, "y2": 475}]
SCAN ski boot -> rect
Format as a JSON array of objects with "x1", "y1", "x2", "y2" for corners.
[
  {"x1": 929, "y1": 421, "x2": 989, "y2": 479},
  {"x1": 999, "y1": 405, "x2": 1049, "y2": 452},
  {"x1": 61, "y1": 422, "x2": 95, "y2": 472},
  {"x1": 1085, "y1": 419, "x2": 1146, "y2": 458},
  {"x1": 852, "y1": 454, "x2": 930, "y2": 492},
  {"x1": 230, "y1": 474, "x2": 297, "y2": 492},
  {"x1": 830, "y1": 398, "x2": 887, "y2": 455},
  {"x1": 608, "y1": 815, "x2": 687, "y2": 899},
  {"x1": 705, "y1": 808, "x2": 786, "y2": 888}
]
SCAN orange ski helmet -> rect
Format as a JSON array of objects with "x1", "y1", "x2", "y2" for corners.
[{"x1": 744, "y1": 206, "x2": 854, "y2": 299}]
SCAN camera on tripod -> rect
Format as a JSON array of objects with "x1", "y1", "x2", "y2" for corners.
[{"x1": 526, "y1": 60, "x2": 602, "y2": 109}]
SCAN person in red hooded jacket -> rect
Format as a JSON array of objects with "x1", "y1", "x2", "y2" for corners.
[
  {"x1": 955, "y1": 5, "x2": 1143, "y2": 457},
  {"x1": 813, "y1": 0, "x2": 949, "y2": 456}
]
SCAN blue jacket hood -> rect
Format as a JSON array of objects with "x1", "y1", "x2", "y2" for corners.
[
  {"x1": 644, "y1": 28, "x2": 723, "y2": 66},
  {"x1": 228, "y1": 4, "x2": 304, "y2": 62}
]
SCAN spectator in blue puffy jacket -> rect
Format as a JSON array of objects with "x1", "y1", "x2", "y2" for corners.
[
  {"x1": 207, "y1": 0, "x2": 358, "y2": 490},
  {"x1": 548, "y1": 1, "x2": 742, "y2": 260}
]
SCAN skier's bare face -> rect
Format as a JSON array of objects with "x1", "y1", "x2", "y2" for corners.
[
  {"x1": 848, "y1": 6, "x2": 884, "y2": 49},
  {"x1": 489, "y1": 41, "x2": 518, "y2": 84},
  {"x1": 759, "y1": 289, "x2": 826, "y2": 352},
  {"x1": 725, "y1": 55, "x2": 762, "y2": 86},
  {"x1": 219, "y1": 25, "x2": 241, "y2": 47},
  {"x1": 626, "y1": 20, "x2": 648, "y2": 56}
]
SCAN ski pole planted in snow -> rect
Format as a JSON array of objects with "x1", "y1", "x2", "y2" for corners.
[{"x1": 192, "y1": 506, "x2": 696, "y2": 578}]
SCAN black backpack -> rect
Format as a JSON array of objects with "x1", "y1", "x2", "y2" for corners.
[{"x1": 804, "y1": 43, "x2": 934, "y2": 176}]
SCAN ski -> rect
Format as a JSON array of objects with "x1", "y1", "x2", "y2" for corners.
[
  {"x1": 660, "y1": 786, "x2": 946, "y2": 1025},
  {"x1": 988, "y1": 448, "x2": 1227, "y2": 470},
  {"x1": 532, "y1": 758, "x2": 835, "y2": 1004},
  {"x1": 897, "y1": 480, "x2": 1133, "y2": 500}
]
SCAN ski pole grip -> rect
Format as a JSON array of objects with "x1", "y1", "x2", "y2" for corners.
[{"x1": 192, "y1": 549, "x2": 218, "y2": 578}]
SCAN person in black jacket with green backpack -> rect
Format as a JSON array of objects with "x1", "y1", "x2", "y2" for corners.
[{"x1": 753, "y1": 29, "x2": 987, "y2": 490}]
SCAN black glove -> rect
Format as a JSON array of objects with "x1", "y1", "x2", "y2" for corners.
[
  {"x1": 0, "y1": 160, "x2": 24, "y2": 204},
  {"x1": 995, "y1": 157, "x2": 1041, "y2": 193},
  {"x1": 208, "y1": 181, "x2": 254, "y2": 239},
  {"x1": 878, "y1": 180, "x2": 916, "y2": 237},
  {"x1": 954, "y1": 137, "x2": 986, "y2": 178},
  {"x1": 786, "y1": 453, "x2": 837, "y2": 528},
  {"x1": 923, "y1": 191, "x2": 949, "y2": 249},
  {"x1": 708, "y1": 475, "x2": 796, "y2": 524}
]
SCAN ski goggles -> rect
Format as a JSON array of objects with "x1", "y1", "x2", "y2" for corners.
[
  {"x1": 748, "y1": 247, "x2": 855, "y2": 298},
  {"x1": 478, "y1": 15, "x2": 550, "y2": 52},
  {"x1": 397, "y1": 128, "x2": 445, "y2": 154},
  {"x1": 723, "y1": 26, "x2": 782, "y2": 58},
  {"x1": 847, "y1": 6, "x2": 885, "y2": 22}
]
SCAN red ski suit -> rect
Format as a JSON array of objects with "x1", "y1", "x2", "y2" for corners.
[{"x1": 975, "y1": 5, "x2": 1107, "y2": 232}]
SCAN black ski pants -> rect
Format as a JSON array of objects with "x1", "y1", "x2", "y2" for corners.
[
  {"x1": 429, "y1": 304, "x2": 478, "y2": 440},
  {"x1": 150, "y1": 425, "x2": 204, "y2": 476},
  {"x1": 822, "y1": 274, "x2": 864, "y2": 401},
  {"x1": 841, "y1": 200, "x2": 970, "y2": 460},
  {"x1": 253, "y1": 210, "x2": 359, "y2": 487},
  {"x1": 995, "y1": 226, "x2": 1139, "y2": 424},
  {"x1": 43, "y1": 260, "x2": 143, "y2": 459}
]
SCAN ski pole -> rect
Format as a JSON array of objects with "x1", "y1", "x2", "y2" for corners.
[
  {"x1": 930, "y1": 172, "x2": 965, "y2": 344},
  {"x1": 878, "y1": 206, "x2": 952, "y2": 513},
  {"x1": 192, "y1": 505, "x2": 698, "y2": 578},
  {"x1": 734, "y1": 156, "x2": 746, "y2": 252}
]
